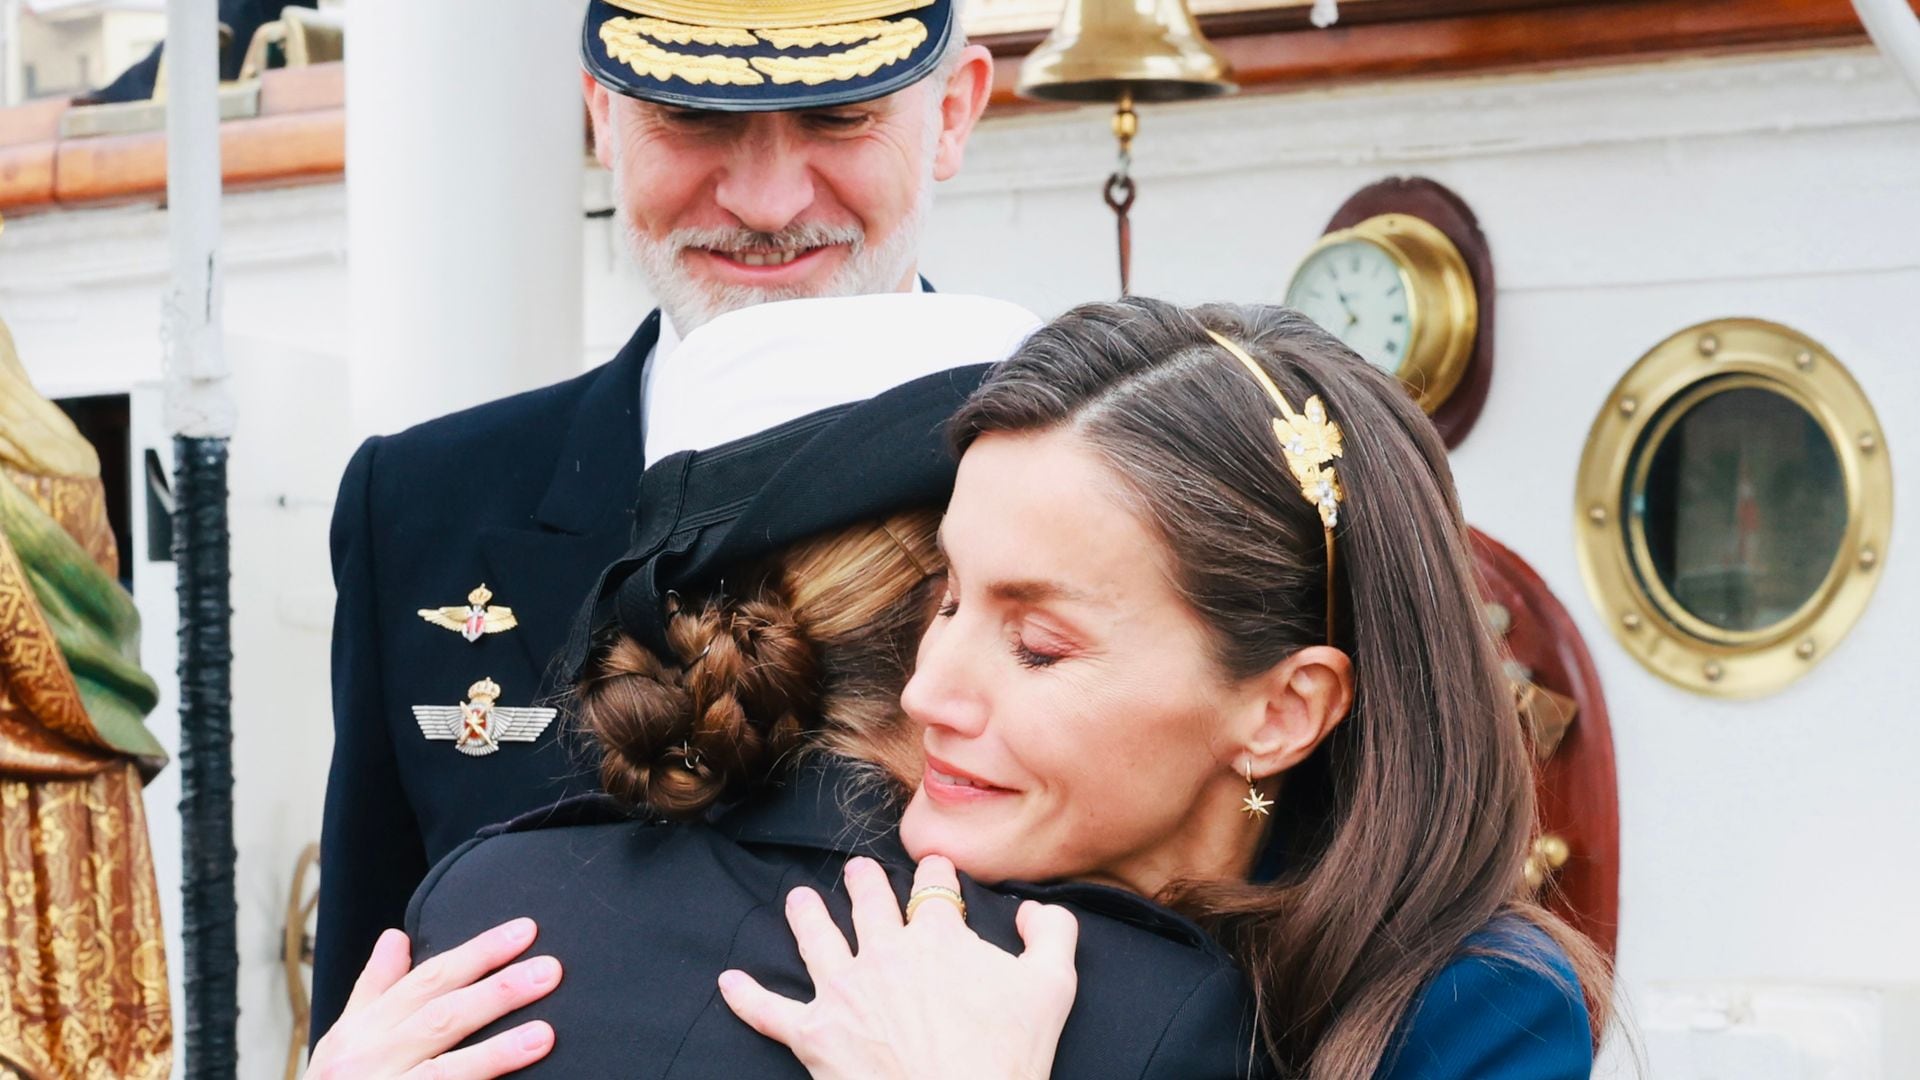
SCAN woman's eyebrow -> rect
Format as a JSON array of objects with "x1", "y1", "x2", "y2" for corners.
[
  {"x1": 986, "y1": 579, "x2": 1097, "y2": 605},
  {"x1": 936, "y1": 528, "x2": 1100, "y2": 606}
]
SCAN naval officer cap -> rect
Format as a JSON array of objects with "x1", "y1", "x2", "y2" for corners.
[
  {"x1": 582, "y1": 0, "x2": 959, "y2": 113},
  {"x1": 561, "y1": 293, "x2": 1041, "y2": 681}
]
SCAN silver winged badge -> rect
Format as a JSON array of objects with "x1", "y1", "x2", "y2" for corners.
[{"x1": 413, "y1": 677, "x2": 556, "y2": 757}]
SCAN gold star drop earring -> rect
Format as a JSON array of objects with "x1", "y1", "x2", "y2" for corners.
[{"x1": 1240, "y1": 760, "x2": 1273, "y2": 819}]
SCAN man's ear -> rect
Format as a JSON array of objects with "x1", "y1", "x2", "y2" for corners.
[
  {"x1": 583, "y1": 71, "x2": 615, "y2": 171},
  {"x1": 932, "y1": 45, "x2": 994, "y2": 182},
  {"x1": 1237, "y1": 646, "x2": 1354, "y2": 780}
]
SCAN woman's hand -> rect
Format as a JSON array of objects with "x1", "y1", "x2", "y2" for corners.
[
  {"x1": 306, "y1": 919, "x2": 560, "y2": 1080},
  {"x1": 717, "y1": 855, "x2": 1079, "y2": 1080}
]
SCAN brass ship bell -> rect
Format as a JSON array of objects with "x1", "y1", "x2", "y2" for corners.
[{"x1": 1017, "y1": 0, "x2": 1236, "y2": 293}]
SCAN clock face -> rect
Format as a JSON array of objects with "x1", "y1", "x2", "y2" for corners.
[{"x1": 1284, "y1": 238, "x2": 1414, "y2": 374}]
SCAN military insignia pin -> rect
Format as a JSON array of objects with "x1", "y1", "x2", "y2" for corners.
[
  {"x1": 419, "y1": 584, "x2": 519, "y2": 643},
  {"x1": 412, "y1": 677, "x2": 556, "y2": 757}
]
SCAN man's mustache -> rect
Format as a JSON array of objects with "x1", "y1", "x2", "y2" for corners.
[{"x1": 670, "y1": 222, "x2": 866, "y2": 255}]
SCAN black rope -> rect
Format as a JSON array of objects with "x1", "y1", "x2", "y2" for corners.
[{"x1": 174, "y1": 435, "x2": 238, "y2": 1079}]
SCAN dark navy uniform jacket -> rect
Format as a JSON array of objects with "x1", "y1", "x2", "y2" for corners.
[
  {"x1": 406, "y1": 758, "x2": 1269, "y2": 1079},
  {"x1": 314, "y1": 313, "x2": 665, "y2": 1044},
  {"x1": 405, "y1": 759, "x2": 1591, "y2": 1079}
]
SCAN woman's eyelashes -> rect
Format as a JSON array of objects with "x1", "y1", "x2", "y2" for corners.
[
  {"x1": 1011, "y1": 638, "x2": 1063, "y2": 669},
  {"x1": 933, "y1": 592, "x2": 1068, "y2": 669}
]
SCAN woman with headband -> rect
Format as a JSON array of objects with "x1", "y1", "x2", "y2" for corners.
[
  {"x1": 314, "y1": 297, "x2": 1608, "y2": 1079},
  {"x1": 719, "y1": 297, "x2": 1610, "y2": 1079}
]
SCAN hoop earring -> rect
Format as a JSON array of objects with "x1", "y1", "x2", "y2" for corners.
[{"x1": 1240, "y1": 760, "x2": 1273, "y2": 819}]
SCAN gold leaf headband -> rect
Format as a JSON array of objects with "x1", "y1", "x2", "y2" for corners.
[{"x1": 1204, "y1": 329, "x2": 1346, "y2": 644}]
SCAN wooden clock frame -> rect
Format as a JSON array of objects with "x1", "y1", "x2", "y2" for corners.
[{"x1": 1320, "y1": 176, "x2": 1495, "y2": 449}]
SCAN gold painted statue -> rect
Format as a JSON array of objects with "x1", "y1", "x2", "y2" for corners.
[{"x1": 0, "y1": 317, "x2": 171, "y2": 1079}]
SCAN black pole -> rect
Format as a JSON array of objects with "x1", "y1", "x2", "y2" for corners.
[{"x1": 174, "y1": 434, "x2": 237, "y2": 1078}]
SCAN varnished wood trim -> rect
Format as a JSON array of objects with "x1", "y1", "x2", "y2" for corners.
[
  {"x1": 222, "y1": 110, "x2": 346, "y2": 187},
  {"x1": 49, "y1": 108, "x2": 344, "y2": 207},
  {"x1": 977, "y1": 0, "x2": 1596, "y2": 54},
  {"x1": 258, "y1": 61, "x2": 344, "y2": 116},
  {"x1": 987, "y1": 0, "x2": 1894, "y2": 108},
  {"x1": 1470, "y1": 528, "x2": 1620, "y2": 959},
  {"x1": 0, "y1": 98, "x2": 69, "y2": 148},
  {"x1": 6, "y1": 63, "x2": 344, "y2": 212},
  {"x1": 1, "y1": 0, "x2": 1905, "y2": 211},
  {"x1": 0, "y1": 143, "x2": 56, "y2": 209},
  {"x1": 51, "y1": 130, "x2": 164, "y2": 206}
]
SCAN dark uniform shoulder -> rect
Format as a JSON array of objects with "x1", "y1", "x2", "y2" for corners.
[
  {"x1": 383, "y1": 364, "x2": 605, "y2": 460},
  {"x1": 365, "y1": 363, "x2": 612, "y2": 513},
  {"x1": 1067, "y1": 916, "x2": 1263, "y2": 1078},
  {"x1": 405, "y1": 807, "x2": 668, "y2": 956},
  {"x1": 973, "y1": 880, "x2": 1267, "y2": 1079},
  {"x1": 477, "y1": 792, "x2": 643, "y2": 838}
]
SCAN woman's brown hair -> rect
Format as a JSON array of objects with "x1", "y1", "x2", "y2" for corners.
[
  {"x1": 950, "y1": 297, "x2": 1612, "y2": 1079},
  {"x1": 576, "y1": 510, "x2": 940, "y2": 817}
]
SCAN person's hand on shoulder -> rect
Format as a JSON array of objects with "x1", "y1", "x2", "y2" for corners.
[
  {"x1": 718, "y1": 855, "x2": 1080, "y2": 1080},
  {"x1": 307, "y1": 919, "x2": 559, "y2": 1080}
]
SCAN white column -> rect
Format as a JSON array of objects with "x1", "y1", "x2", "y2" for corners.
[
  {"x1": 3, "y1": 0, "x2": 23, "y2": 107},
  {"x1": 163, "y1": 0, "x2": 228, "y2": 440},
  {"x1": 346, "y1": 0, "x2": 586, "y2": 439}
]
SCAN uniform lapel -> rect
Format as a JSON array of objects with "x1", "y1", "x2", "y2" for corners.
[{"x1": 478, "y1": 312, "x2": 659, "y2": 694}]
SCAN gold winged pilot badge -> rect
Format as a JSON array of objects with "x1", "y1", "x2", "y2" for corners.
[
  {"x1": 418, "y1": 584, "x2": 519, "y2": 643},
  {"x1": 412, "y1": 677, "x2": 556, "y2": 757}
]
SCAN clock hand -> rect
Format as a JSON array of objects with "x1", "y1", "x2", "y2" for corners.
[{"x1": 1335, "y1": 289, "x2": 1359, "y2": 330}]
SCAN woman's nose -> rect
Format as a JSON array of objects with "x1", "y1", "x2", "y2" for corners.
[{"x1": 901, "y1": 621, "x2": 989, "y2": 739}]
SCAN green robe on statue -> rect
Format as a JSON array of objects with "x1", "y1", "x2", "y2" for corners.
[{"x1": 0, "y1": 315, "x2": 171, "y2": 1080}]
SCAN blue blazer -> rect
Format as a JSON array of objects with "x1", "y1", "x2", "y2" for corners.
[{"x1": 1379, "y1": 920, "x2": 1593, "y2": 1079}]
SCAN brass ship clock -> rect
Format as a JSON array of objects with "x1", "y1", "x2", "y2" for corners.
[
  {"x1": 1284, "y1": 178, "x2": 1495, "y2": 448},
  {"x1": 1285, "y1": 214, "x2": 1477, "y2": 412}
]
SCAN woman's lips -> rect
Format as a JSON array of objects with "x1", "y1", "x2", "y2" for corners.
[{"x1": 921, "y1": 754, "x2": 1016, "y2": 806}]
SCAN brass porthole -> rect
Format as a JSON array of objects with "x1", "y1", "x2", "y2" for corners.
[{"x1": 1573, "y1": 318, "x2": 1892, "y2": 697}]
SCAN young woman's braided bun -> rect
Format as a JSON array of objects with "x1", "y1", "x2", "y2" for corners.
[{"x1": 577, "y1": 510, "x2": 941, "y2": 818}]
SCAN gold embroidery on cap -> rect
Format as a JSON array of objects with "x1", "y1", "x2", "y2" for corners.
[
  {"x1": 603, "y1": 0, "x2": 933, "y2": 32},
  {"x1": 757, "y1": 17, "x2": 903, "y2": 47},
  {"x1": 623, "y1": 16, "x2": 758, "y2": 46},
  {"x1": 602, "y1": 17, "x2": 764, "y2": 85},
  {"x1": 751, "y1": 18, "x2": 926, "y2": 84},
  {"x1": 601, "y1": 13, "x2": 926, "y2": 88}
]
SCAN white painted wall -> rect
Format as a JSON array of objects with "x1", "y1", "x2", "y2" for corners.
[{"x1": 4, "y1": 44, "x2": 1915, "y2": 1078}]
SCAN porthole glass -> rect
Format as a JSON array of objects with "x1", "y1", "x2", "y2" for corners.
[{"x1": 1628, "y1": 382, "x2": 1847, "y2": 636}]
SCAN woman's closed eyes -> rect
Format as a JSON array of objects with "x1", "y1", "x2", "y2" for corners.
[{"x1": 933, "y1": 587, "x2": 1074, "y2": 669}]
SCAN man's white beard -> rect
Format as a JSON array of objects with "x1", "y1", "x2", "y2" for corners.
[{"x1": 617, "y1": 169, "x2": 935, "y2": 333}]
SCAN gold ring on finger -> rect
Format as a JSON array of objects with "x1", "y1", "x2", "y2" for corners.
[{"x1": 905, "y1": 885, "x2": 966, "y2": 922}]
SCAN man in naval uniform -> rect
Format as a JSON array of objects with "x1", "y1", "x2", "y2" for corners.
[{"x1": 311, "y1": 0, "x2": 994, "y2": 1043}]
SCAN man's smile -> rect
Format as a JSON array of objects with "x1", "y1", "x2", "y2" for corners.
[{"x1": 688, "y1": 243, "x2": 849, "y2": 285}]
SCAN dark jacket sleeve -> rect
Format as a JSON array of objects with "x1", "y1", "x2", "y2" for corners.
[
  {"x1": 1376, "y1": 946, "x2": 1592, "y2": 1080},
  {"x1": 1139, "y1": 968, "x2": 1270, "y2": 1080},
  {"x1": 309, "y1": 436, "x2": 430, "y2": 1046}
]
